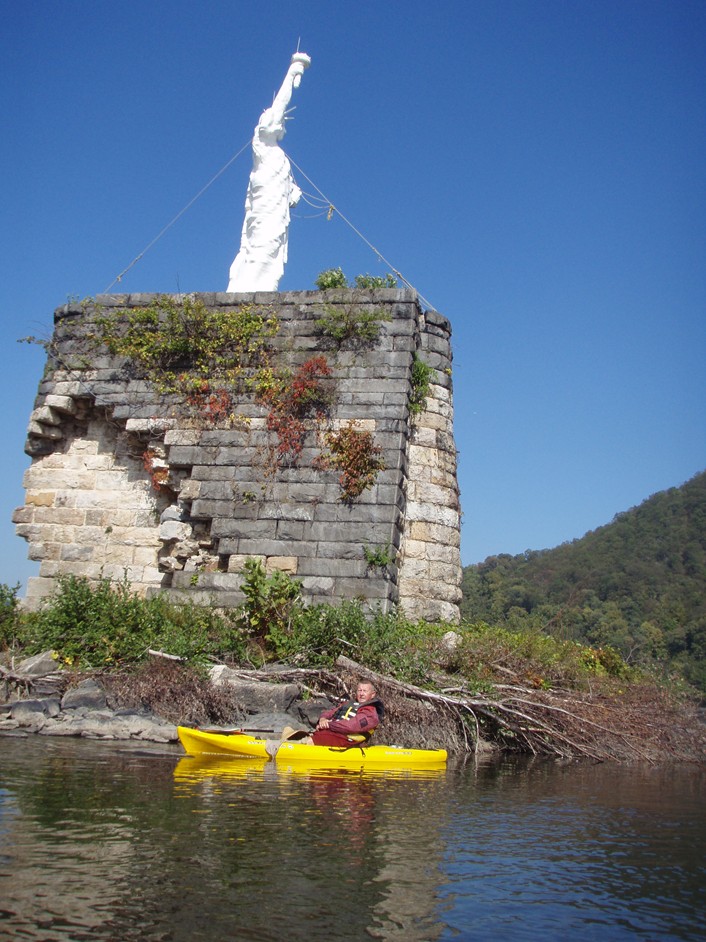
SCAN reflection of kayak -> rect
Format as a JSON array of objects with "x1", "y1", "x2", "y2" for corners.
[
  {"x1": 177, "y1": 726, "x2": 447, "y2": 769},
  {"x1": 174, "y1": 756, "x2": 269, "y2": 783},
  {"x1": 174, "y1": 756, "x2": 446, "y2": 782}
]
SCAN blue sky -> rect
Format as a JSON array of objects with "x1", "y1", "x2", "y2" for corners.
[{"x1": 2, "y1": 0, "x2": 705, "y2": 591}]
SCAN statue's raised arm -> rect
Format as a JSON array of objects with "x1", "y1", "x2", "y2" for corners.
[
  {"x1": 264, "y1": 52, "x2": 311, "y2": 133},
  {"x1": 227, "y1": 52, "x2": 311, "y2": 293}
]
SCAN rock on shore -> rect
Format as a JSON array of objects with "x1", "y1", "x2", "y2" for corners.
[
  {"x1": 0, "y1": 652, "x2": 328, "y2": 744},
  {"x1": 0, "y1": 677, "x2": 179, "y2": 743}
]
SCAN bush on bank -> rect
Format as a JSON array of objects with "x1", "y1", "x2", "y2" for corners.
[{"x1": 0, "y1": 566, "x2": 638, "y2": 695}]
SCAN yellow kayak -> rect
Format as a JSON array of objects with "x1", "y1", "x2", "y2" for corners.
[{"x1": 177, "y1": 726, "x2": 447, "y2": 768}]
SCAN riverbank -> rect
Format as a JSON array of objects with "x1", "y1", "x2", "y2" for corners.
[{"x1": 2, "y1": 650, "x2": 704, "y2": 762}]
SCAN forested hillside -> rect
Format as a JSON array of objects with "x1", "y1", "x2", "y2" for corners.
[{"x1": 461, "y1": 471, "x2": 706, "y2": 694}]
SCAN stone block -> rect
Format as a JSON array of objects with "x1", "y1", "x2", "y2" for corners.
[
  {"x1": 62, "y1": 679, "x2": 107, "y2": 711},
  {"x1": 309, "y1": 521, "x2": 392, "y2": 544},
  {"x1": 159, "y1": 520, "x2": 192, "y2": 543},
  {"x1": 177, "y1": 479, "x2": 201, "y2": 500},
  {"x1": 429, "y1": 462, "x2": 458, "y2": 487},
  {"x1": 398, "y1": 575, "x2": 460, "y2": 604},
  {"x1": 83, "y1": 455, "x2": 115, "y2": 471},
  {"x1": 32, "y1": 405, "x2": 61, "y2": 426},
  {"x1": 172, "y1": 571, "x2": 242, "y2": 591},
  {"x1": 125, "y1": 417, "x2": 177, "y2": 434},
  {"x1": 198, "y1": 480, "x2": 237, "y2": 501},
  {"x1": 332, "y1": 577, "x2": 389, "y2": 600},
  {"x1": 24, "y1": 575, "x2": 55, "y2": 596},
  {"x1": 311, "y1": 502, "x2": 378, "y2": 524},
  {"x1": 260, "y1": 503, "x2": 314, "y2": 522},
  {"x1": 60, "y1": 544, "x2": 96, "y2": 562},
  {"x1": 408, "y1": 520, "x2": 461, "y2": 547},
  {"x1": 227, "y1": 554, "x2": 264, "y2": 572},
  {"x1": 167, "y1": 445, "x2": 208, "y2": 467},
  {"x1": 164, "y1": 429, "x2": 202, "y2": 446},
  {"x1": 209, "y1": 669, "x2": 300, "y2": 715},
  {"x1": 423, "y1": 309, "x2": 451, "y2": 331},
  {"x1": 104, "y1": 543, "x2": 134, "y2": 564},
  {"x1": 406, "y1": 481, "x2": 457, "y2": 506},
  {"x1": 275, "y1": 520, "x2": 305, "y2": 541},
  {"x1": 44, "y1": 393, "x2": 76, "y2": 415},
  {"x1": 211, "y1": 446, "x2": 259, "y2": 466},
  {"x1": 298, "y1": 558, "x2": 367, "y2": 579},
  {"x1": 94, "y1": 470, "x2": 133, "y2": 490},
  {"x1": 312, "y1": 541, "x2": 367, "y2": 561},
  {"x1": 25, "y1": 490, "x2": 55, "y2": 507},
  {"x1": 12, "y1": 505, "x2": 34, "y2": 524},
  {"x1": 233, "y1": 539, "x2": 316, "y2": 558},
  {"x1": 16, "y1": 650, "x2": 61, "y2": 676},
  {"x1": 53, "y1": 380, "x2": 86, "y2": 397},
  {"x1": 266, "y1": 556, "x2": 298, "y2": 574},
  {"x1": 28, "y1": 421, "x2": 63, "y2": 440},
  {"x1": 189, "y1": 499, "x2": 231, "y2": 519},
  {"x1": 190, "y1": 465, "x2": 238, "y2": 482},
  {"x1": 28, "y1": 542, "x2": 59, "y2": 561},
  {"x1": 32, "y1": 507, "x2": 86, "y2": 526},
  {"x1": 199, "y1": 429, "x2": 251, "y2": 447},
  {"x1": 221, "y1": 519, "x2": 278, "y2": 540},
  {"x1": 301, "y1": 576, "x2": 335, "y2": 594},
  {"x1": 102, "y1": 526, "x2": 161, "y2": 548},
  {"x1": 405, "y1": 501, "x2": 460, "y2": 528}
]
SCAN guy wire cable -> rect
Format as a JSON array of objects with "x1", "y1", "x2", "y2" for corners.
[
  {"x1": 103, "y1": 140, "x2": 252, "y2": 293},
  {"x1": 286, "y1": 150, "x2": 438, "y2": 312}
]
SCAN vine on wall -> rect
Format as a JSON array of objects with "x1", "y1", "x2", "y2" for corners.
[
  {"x1": 185, "y1": 383, "x2": 236, "y2": 428},
  {"x1": 94, "y1": 295, "x2": 278, "y2": 400},
  {"x1": 142, "y1": 449, "x2": 171, "y2": 493},
  {"x1": 257, "y1": 355, "x2": 334, "y2": 467},
  {"x1": 315, "y1": 420, "x2": 385, "y2": 502}
]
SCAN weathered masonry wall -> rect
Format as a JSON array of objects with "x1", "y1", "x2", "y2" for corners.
[{"x1": 14, "y1": 289, "x2": 461, "y2": 621}]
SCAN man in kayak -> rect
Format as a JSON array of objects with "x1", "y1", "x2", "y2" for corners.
[{"x1": 310, "y1": 680, "x2": 384, "y2": 747}]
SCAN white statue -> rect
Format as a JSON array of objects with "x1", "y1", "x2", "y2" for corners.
[{"x1": 227, "y1": 52, "x2": 311, "y2": 292}]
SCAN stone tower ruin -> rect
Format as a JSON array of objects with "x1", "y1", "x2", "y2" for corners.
[{"x1": 14, "y1": 288, "x2": 462, "y2": 621}]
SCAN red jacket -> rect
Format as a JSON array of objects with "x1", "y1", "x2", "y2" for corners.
[
  {"x1": 320, "y1": 699, "x2": 381, "y2": 737},
  {"x1": 311, "y1": 698, "x2": 383, "y2": 746}
]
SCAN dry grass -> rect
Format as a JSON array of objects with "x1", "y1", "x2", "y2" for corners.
[{"x1": 102, "y1": 660, "x2": 246, "y2": 726}]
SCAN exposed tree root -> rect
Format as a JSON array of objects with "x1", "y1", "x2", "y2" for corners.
[{"x1": 331, "y1": 656, "x2": 706, "y2": 763}]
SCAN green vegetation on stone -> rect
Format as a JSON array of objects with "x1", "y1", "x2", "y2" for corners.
[
  {"x1": 363, "y1": 544, "x2": 396, "y2": 571},
  {"x1": 314, "y1": 268, "x2": 348, "y2": 290},
  {"x1": 314, "y1": 269, "x2": 398, "y2": 290},
  {"x1": 353, "y1": 273, "x2": 398, "y2": 289},
  {"x1": 93, "y1": 295, "x2": 278, "y2": 397},
  {"x1": 315, "y1": 304, "x2": 391, "y2": 347},
  {"x1": 408, "y1": 354, "x2": 435, "y2": 418}
]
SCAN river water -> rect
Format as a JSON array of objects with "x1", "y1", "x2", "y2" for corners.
[{"x1": 0, "y1": 735, "x2": 703, "y2": 941}]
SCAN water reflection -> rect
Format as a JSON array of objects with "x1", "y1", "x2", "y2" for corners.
[
  {"x1": 441, "y1": 757, "x2": 706, "y2": 941},
  {"x1": 0, "y1": 736, "x2": 703, "y2": 941},
  {"x1": 173, "y1": 754, "x2": 449, "y2": 939}
]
